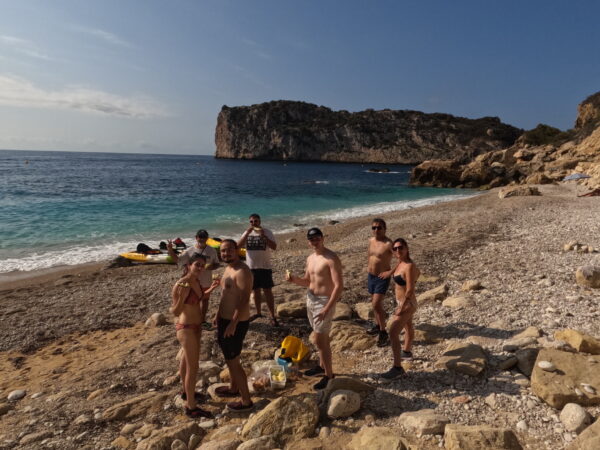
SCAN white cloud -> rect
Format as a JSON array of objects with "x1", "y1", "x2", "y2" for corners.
[
  {"x1": 71, "y1": 26, "x2": 134, "y2": 48},
  {"x1": 0, "y1": 74, "x2": 169, "y2": 118},
  {"x1": 0, "y1": 35, "x2": 54, "y2": 61}
]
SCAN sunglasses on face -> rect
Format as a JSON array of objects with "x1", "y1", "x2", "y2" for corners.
[
  {"x1": 393, "y1": 246, "x2": 404, "y2": 251},
  {"x1": 371, "y1": 226, "x2": 383, "y2": 231}
]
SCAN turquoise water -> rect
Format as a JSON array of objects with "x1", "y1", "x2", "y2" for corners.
[{"x1": 0, "y1": 150, "x2": 473, "y2": 272}]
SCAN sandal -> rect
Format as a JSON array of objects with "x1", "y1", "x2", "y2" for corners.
[
  {"x1": 226, "y1": 401, "x2": 254, "y2": 412},
  {"x1": 215, "y1": 386, "x2": 240, "y2": 397},
  {"x1": 185, "y1": 406, "x2": 213, "y2": 419},
  {"x1": 180, "y1": 391, "x2": 204, "y2": 401}
]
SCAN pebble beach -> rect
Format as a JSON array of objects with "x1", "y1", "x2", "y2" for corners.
[{"x1": 1, "y1": 183, "x2": 599, "y2": 449}]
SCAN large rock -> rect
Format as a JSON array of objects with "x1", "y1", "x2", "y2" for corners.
[
  {"x1": 516, "y1": 347, "x2": 540, "y2": 377},
  {"x1": 329, "y1": 321, "x2": 375, "y2": 352},
  {"x1": 276, "y1": 300, "x2": 307, "y2": 318},
  {"x1": 416, "y1": 284, "x2": 448, "y2": 305},
  {"x1": 398, "y1": 409, "x2": 450, "y2": 436},
  {"x1": 531, "y1": 348, "x2": 600, "y2": 408},
  {"x1": 576, "y1": 266, "x2": 600, "y2": 288},
  {"x1": 555, "y1": 329, "x2": 600, "y2": 354},
  {"x1": 435, "y1": 343, "x2": 487, "y2": 376},
  {"x1": 216, "y1": 101, "x2": 520, "y2": 164},
  {"x1": 198, "y1": 361, "x2": 221, "y2": 378},
  {"x1": 240, "y1": 394, "x2": 319, "y2": 445},
  {"x1": 20, "y1": 431, "x2": 53, "y2": 446},
  {"x1": 136, "y1": 422, "x2": 203, "y2": 450},
  {"x1": 513, "y1": 326, "x2": 542, "y2": 340},
  {"x1": 327, "y1": 390, "x2": 361, "y2": 418},
  {"x1": 414, "y1": 323, "x2": 444, "y2": 343},
  {"x1": 442, "y1": 296, "x2": 474, "y2": 309},
  {"x1": 103, "y1": 392, "x2": 170, "y2": 422},
  {"x1": 498, "y1": 186, "x2": 541, "y2": 199},
  {"x1": 198, "y1": 439, "x2": 241, "y2": 450},
  {"x1": 319, "y1": 376, "x2": 375, "y2": 405},
  {"x1": 444, "y1": 425, "x2": 521, "y2": 449},
  {"x1": 237, "y1": 435, "x2": 277, "y2": 450},
  {"x1": 332, "y1": 303, "x2": 352, "y2": 320},
  {"x1": 568, "y1": 415, "x2": 600, "y2": 449},
  {"x1": 560, "y1": 403, "x2": 591, "y2": 433},
  {"x1": 354, "y1": 303, "x2": 374, "y2": 321},
  {"x1": 348, "y1": 426, "x2": 408, "y2": 450}
]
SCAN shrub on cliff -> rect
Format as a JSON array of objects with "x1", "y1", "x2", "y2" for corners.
[{"x1": 518, "y1": 124, "x2": 573, "y2": 146}]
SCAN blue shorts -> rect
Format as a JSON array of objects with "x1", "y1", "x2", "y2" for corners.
[{"x1": 368, "y1": 273, "x2": 390, "y2": 295}]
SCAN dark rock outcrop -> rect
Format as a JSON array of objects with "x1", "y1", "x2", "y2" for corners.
[
  {"x1": 411, "y1": 91, "x2": 600, "y2": 189},
  {"x1": 214, "y1": 101, "x2": 521, "y2": 164}
]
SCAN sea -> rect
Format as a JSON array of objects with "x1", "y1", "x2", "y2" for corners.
[{"x1": 0, "y1": 150, "x2": 475, "y2": 273}]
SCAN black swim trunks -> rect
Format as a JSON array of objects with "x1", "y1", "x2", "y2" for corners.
[
  {"x1": 217, "y1": 317, "x2": 250, "y2": 361},
  {"x1": 251, "y1": 268, "x2": 274, "y2": 290},
  {"x1": 368, "y1": 273, "x2": 391, "y2": 295}
]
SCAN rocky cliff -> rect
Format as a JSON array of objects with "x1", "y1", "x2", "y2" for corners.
[
  {"x1": 214, "y1": 101, "x2": 521, "y2": 164},
  {"x1": 410, "y1": 91, "x2": 600, "y2": 190}
]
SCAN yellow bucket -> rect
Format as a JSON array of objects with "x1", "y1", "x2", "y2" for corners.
[{"x1": 280, "y1": 335, "x2": 309, "y2": 364}]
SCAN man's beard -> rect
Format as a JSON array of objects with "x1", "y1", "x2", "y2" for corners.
[{"x1": 222, "y1": 256, "x2": 234, "y2": 264}]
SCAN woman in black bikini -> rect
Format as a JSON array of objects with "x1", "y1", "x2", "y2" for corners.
[
  {"x1": 171, "y1": 254, "x2": 219, "y2": 418},
  {"x1": 381, "y1": 238, "x2": 420, "y2": 380}
]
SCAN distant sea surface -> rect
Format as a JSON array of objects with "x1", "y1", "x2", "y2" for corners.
[{"x1": 0, "y1": 150, "x2": 475, "y2": 273}]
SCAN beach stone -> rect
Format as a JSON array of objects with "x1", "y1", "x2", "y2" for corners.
[
  {"x1": 111, "y1": 436, "x2": 134, "y2": 449},
  {"x1": 134, "y1": 423, "x2": 157, "y2": 440},
  {"x1": 514, "y1": 326, "x2": 542, "y2": 340},
  {"x1": 567, "y1": 416, "x2": 600, "y2": 449},
  {"x1": 489, "y1": 319, "x2": 510, "y2": 330},
  {"x1": 163, "y1": 375, "x2": 179, "y2": 386},
  {"x1": 30, "y1": 392, "x2": 43, "y2": 399},
  {"x1": 414, "y1": 323, "x2": 443, "y2": 343},
  {"x1": 560, "y1": 403, "x2": 591, "y2": 433},
  {"x1": 444, "y1": 425, "x2": 522, "y2": 449},
  {"x1": 74, "y1": 414, "x2": 92, "y2": 425},
  {"x1": 137, "y1": 422, "x2": 203, "y2": 450},
  {"x1": 7, "y1": 390, "x2": 26, "y2": 401},
  {"x1": 398, "y1": 409, "x2": 450, "y2": 436},
  {"x1": 417, "y1": 284, "x2": 448, "y2": 305},
  {"x1": 20, "y1": 431, "x2": 53, "y2": 446},
  {"x1": 198, "y1": 360, "x2": 221, "y2": 377},
  {"x1": 188, "y1": 434, "x2": 202, "y2": 449},
  {"x1": 498, "y1": 356, "x2": 518, "y2": 370},
  {"x1": 516, "y1": 347, "x2": 540, "y2": 377},
  {"x1": 87, "y1": 388, "x2": 108, "y2": 401},
  {"x1": 575, "y1": 265, "x2": 600, "y2": 289},
  {"x1": 330, "y1": 321, "x2": 375, "y2": 352},
  {"x1": 237, "y1": 435, "x2": 277, "y2": 450},
  {"x1": 435, "y1": 342, "x2": 487, "y2": 376},
  {"x1": 332, "y1": 303, "x2": 352, "y2": 320},
  {"x1": 276, "y1": 300, "x2": 307, "y2": 318},
  {"x1": 121, "y1": 423, "x2": 143, "y2": 436},
  {"x1": 327, "y1": 390, "x2": 361, "y2": 418},
  {"x1": 538, "y1": 361, "x2": 557, "y2": 372},
  {"x1": 555, "y1": 329, "x2": 600, "y2": 355},
  {"x1": 147, "y1": 312, "x2": 167, "y2": 326},
  {"x1": 102, "y1": 392, "x2": 169, "y2": 421},
  {"x1": 0, "y1": 403, "x2": 12, "y2": 416},
  {"x1": 503, "y1": 337, "x2": 537, "y2": 352},
  {"x1": 171, "y1": 439, "x2": 187, "y2": 450},
  {"x1": 442, "y1": 296, "x2": 474, "y2": 308},
  {"x1": 206, "y1": 424, "x2": 239, "y2": 442},
  {"x1": 461, "y1": 280, "x2": 483, "y2": 291},
  {"x1": 319, "y1": 376, "x2": 375, "y2": 405},
  {"x1": 199, "y1": 439, "x2": 241, "y2": 450},
  {"x1": 241, "y1": 394, "x2": 318, "y2": 445},
  {"x1": 207, "y1": 383, "x2": 231, "y2": 401},
  {"x1": 354, "y1": 303, "x2": 374, "y2": 321},
  {"x1": 319, "y1": 426, "x2": 331, "y2": 438},
  {"x1": 498, "y1": 185, "x2": 541, "y2": 198},
  {"x1": 531, "y1": 349, "x2": 600, "y2": 408},
  {"x1": 348, "y1": 426, "x2": 408, "y2": 450}
]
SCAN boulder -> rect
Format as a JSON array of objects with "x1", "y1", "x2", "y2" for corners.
[
  {"x1": 560, "y1": 403, "x2": 591, "y2": 433},
  {"x1": 276, "y1": 300, "x2": 307, "y2": 318},
  {"x1": 414, "y1": 323, "x2": 443, "y2": 343},
  {"x1": 461, "y1": 280, "x2": 483, "y2": 291},
  {"x1": 20, "y1": 431, "x2": 53, "y2": 446},
  {"x1": 513, "y1": 326, "x2": 542, "y2": 340},
  {"x1": 575, "y1": 266, "x2": 600, "y2": 288},
  {"x1": 498, "y1": 186, "x2": 541, "y2": 199},
  {"x1": 171, "y1": 440, "x2": 187, "y2": 450},
  {"x1": 237, "y1": 435, "x2": 278, "y2": 450},
  {"x1": 198, "y1": 439, "x2": 241, "y2": 450},
  {"x1": 354, "y1": 303, "x2": 374, "y2": 321},
  {"x1": 332, "y1": 303, "x2": 352, "y2": 320},
  {"x1": 112, "y1": 436, "x2": 135, "y2": 449},
  {"x1": 416, "y1": 284, "x2": 448, "y2": 305},
  {"x1": 7, "y1": 390, "x2": 26, "y2": 401},
  {"x1": 319, "y1": 376, "x2": 375, "y2": 405},
  {"x1": 531, "y1": 348, "x2": 600, "y2": 408},
  {"x1": 398, "y1": 409, "x2": 450, "y2": 436},
  {"x1": 327, "y1": 390, "x2": 361, "y2": 418},
  {"x1": 146, "y1": 313, "x2": 167, "y2": 326},
  {"x1": 568, "y1": 415, "x2": 600, "y2": 449},
  {"x1": 348, "y1": 426, "x2": 408, "y2": 450},
  {"x1": 516, "y1": 348, "x2": 540, "y2": 377},
  {"x1": 136, "y1": 422, "x2": 203, "y2": 450},
  {"x1": 240, "y1": 394, "x2": 319, "y2": 445},
  {"x1": 443, "y1": 425, "x2": 521, "y2": 450},
  {"x1": 102, "y1": 392, "x2": 169, "y2": 422},
  {"x1": 555, "y1": 329, "x2": 600, "y2": 354},
  {"x1": 442, "y1": 296, "x2": 474, "y2": 308},
  {"x1": 329, "y1": 321, "x2": 375, "y2": 353},
  {"x1": 502, "y1": 337, "x2": 537, "y2": 352},
  {"x1": 435, "y1": 343, "x2": 487, "y2": 376}
]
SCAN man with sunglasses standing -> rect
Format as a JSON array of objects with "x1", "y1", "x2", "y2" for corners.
[
  {"x1": 238, "y1": 213, "x2": 279, "y2": 326},
  {"x1": 366, "y1": 218, "x2": 394, "y2": 347},
  {"x1": 286, "y1": 227, "x2": 343, "y2": 390}
]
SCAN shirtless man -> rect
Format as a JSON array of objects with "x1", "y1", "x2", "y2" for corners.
[
  {"x1": 286, "y1": 228, "x2": 343, "y2": 390},
  {"x1": 213, "y1": 239, "x2": 254, "y2": 411},
  {"x1": 366, "y1": 218, "x2": 394, "y2": 347}
]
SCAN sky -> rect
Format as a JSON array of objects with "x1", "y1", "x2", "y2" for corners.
[{"x1": 0, "y1": 0, "x2": 599, "y2": 155}]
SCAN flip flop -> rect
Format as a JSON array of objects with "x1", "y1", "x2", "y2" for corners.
[
  {"x1": 215, "y1": 386, "x2": 240, "y2": 397},
  {"x1": 226, "y1": 401, "x2": 254, "y2": 412},
  {"x1": 185, "y1": 406, "x2": 213, "y2": 419}
]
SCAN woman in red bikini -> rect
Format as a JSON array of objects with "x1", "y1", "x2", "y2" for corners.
[{"x1": 170, "y1": 254, "x2": 219, "y2": 418}]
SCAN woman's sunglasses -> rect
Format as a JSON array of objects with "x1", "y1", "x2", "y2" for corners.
[{"x1": 393, "y1": 246, "x2": 404, "y2": 251}]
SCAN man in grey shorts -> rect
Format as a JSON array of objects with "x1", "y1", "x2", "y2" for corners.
[{"x1": 286, "y1": 227, "x2": 343, "y2": 390}]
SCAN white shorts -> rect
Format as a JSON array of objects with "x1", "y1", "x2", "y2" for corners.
[{"x1": 306, "y1": 290, "x2": 335, "y2": 334}]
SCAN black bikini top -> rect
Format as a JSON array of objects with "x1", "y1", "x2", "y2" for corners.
[{"x1": 393, "y1": 273, "x2": 407, "y2": 286}]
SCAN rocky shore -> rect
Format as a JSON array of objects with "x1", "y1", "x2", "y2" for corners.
[{"x1": 1, "y1": 184, "x2": 600, "y2": 449}]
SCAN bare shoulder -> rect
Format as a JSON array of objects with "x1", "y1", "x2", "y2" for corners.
[{"x1": 325, "y1": 248, "x2": 341, "y2": 265}]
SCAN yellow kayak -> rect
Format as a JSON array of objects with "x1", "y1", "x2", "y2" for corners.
[
  {"x1": 119, "y1": 252, "x2": 174, "y2": 264},
  {"x1": 207, "y1": 238, "x2": 247, "y2": 258}
]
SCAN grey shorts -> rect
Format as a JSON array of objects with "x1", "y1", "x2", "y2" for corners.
[{"x1": 306, "y1": 290, "x2": 336, "y2": 334}]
